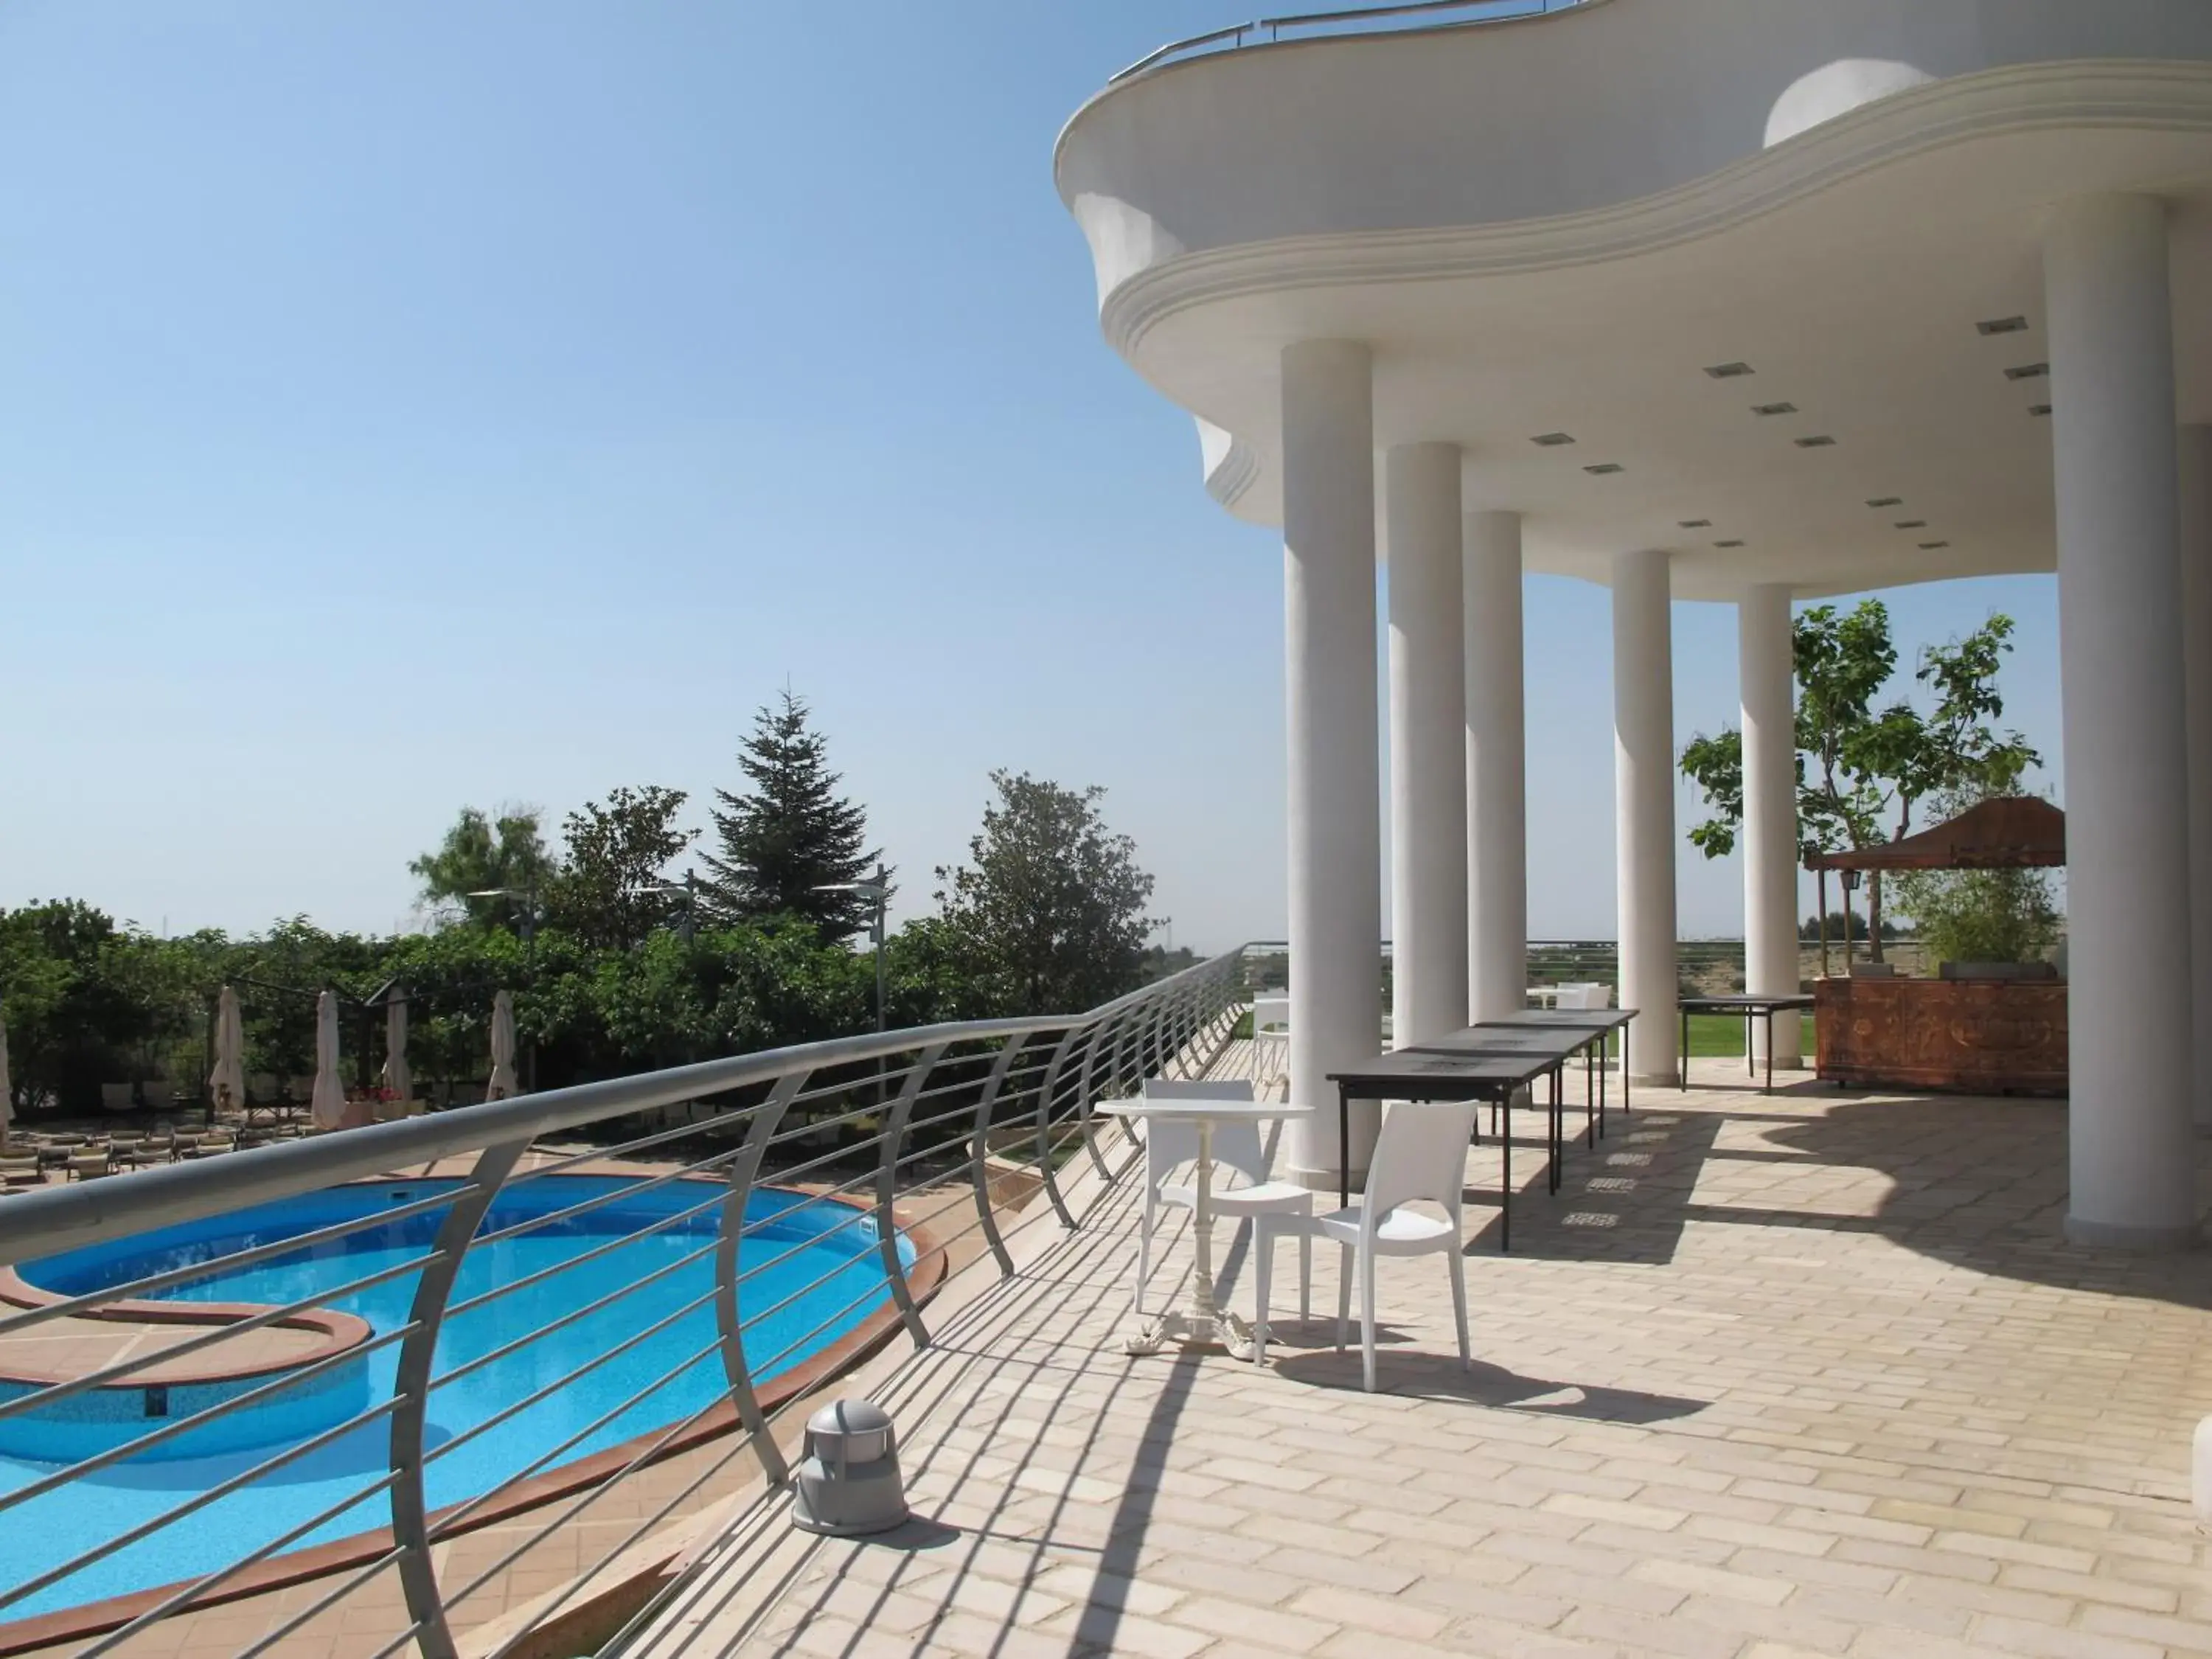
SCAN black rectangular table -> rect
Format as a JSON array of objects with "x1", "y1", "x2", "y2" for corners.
[
  {"x1": 1677, "y1": 994, "x2": 1817, "y2": 1093},
  {"x1": 1325, "y1": 1050, "x2": 1560, "y2": 1253},
  {"x1": 1408, "y1": 1026, "x2": 1587, "y2": 1186},
  {"x1": 1477, "y1": 1009, "x2": 1640, "y2": 1139}
]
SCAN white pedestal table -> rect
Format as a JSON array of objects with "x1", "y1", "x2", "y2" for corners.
[{"x1": 1096, "y1": 1096, "x2": 1312, "y2": 1360}]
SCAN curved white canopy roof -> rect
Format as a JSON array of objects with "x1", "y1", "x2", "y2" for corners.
[{"x1": 1056, "y1": 0, "x2": 2212, "y2": 599}]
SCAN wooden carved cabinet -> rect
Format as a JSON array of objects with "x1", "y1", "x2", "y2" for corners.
[{"x1": 1815, "y1": 978, "x2": 2067, "y2": 1096}]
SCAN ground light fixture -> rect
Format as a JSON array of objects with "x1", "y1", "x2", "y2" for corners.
[{"x1": 792, "y1": 1399, "x2": 910, "y2": 1537}]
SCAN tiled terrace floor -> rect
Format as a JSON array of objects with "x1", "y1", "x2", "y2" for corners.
[{"x1": 634, "y1": 1062, "x2": 2212, "y2": 1659}]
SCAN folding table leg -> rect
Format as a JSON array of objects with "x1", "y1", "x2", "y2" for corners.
[
  {"x1": 1338, "y1": 1090, "x2": 1351, "y2": 1210},
  {"x1": 1585, "y1": 1045, "x2": 1596, "y2": 1147},
  {"x1": 1499, "y1": 1089, "x2": 1512, "y2": 1253}
]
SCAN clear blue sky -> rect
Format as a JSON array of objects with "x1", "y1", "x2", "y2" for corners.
[{"x1": 0, "y1": 1, "x2": 2060, "y2": 950}]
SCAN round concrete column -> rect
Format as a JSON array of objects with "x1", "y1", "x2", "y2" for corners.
[
  {"x1": 1613, "y1": 549, "x2": 1680, "y2": 1087},
  {"x1": 1465, "y1": 510, "x2": 1528, "y2": 1021},
  {"x1": 2183, "y1": 425, "x2": 2212, "y2": 1138},
  {"x1": 1388, "y1": 444, "x2": 1470, "y2": 1049},
  {"x1": 1740, "y1": 585, "x2": 1802, "y2": 1068},
  {"x1": 2046, "y1": 195, "x2": 2197, "y2": 1247},
  {"x1": 1282, "y1": 341, "x2": 1382, "y2": 1187}
]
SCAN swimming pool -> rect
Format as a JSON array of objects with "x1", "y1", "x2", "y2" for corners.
[{"x1": 0, "y1": 1175, "x2": 913, "y2": 1621}]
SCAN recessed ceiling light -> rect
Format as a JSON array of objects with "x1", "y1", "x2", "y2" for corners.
[
  {"x1": 1715, "y1": 540, "x2": 1746, "y2": 549},
  {"x1": 1584, "y1": 462, "x2": 1624, "y2": 475},
  {"x1": 2031, "y1": 404, "x2": 2053, "y2": 417},
  {"x1": 1895, "y1": 520, "x2": 1928, "y2": 529},
  {"x1": 1867, "y1": 497, "x2": 1903, "y2": 509},
  {"x1": 1978, "y1": 316, "x2": 2030, "y2": 336},
  {"x1": 1531, "y1": 431, "x2": 1576, "y2": 447},
  {"x1": 1752, "y1": 402, "x2": 1798, "y2": 417},
  {"x1": 1795, "y1": 435, "x2": 1837, "y2": 448},
  {"x1": 1704, "y1": 362, "x2": 1755, "y2": 379},
  {"x1": 2005, "y1": 363, "x2": 2050, "y2": 381},
  {"x1": 1678, "y1": 519, "x2": 1712, "y2": 529},
  {"x1": 1919, "y1": 540, "x2": 1950, "y2": 550}
]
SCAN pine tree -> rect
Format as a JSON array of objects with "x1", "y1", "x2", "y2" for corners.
[{"x1": 699, "y1": 692, "x2": 886, "y2": 942}]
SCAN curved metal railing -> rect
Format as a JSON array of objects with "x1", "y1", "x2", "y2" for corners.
[
  {"x1": 0, "y1": 948, "x2": 1251, "y2": 1659},
  {"x1": 1112, "y1": 0, "x2": 1598, "y2": 82}
]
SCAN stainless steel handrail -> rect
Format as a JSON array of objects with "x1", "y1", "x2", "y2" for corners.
[
  {"x1": 1112, "y1": 0, "x2": 1593, "y2": 81},
  {"x1": 0, "y1": 945, "x2": 1255, "y2": 1658}
]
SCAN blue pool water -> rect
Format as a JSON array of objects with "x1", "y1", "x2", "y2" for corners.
[{"x1": 0, "y1": 1175, "x2": 909, "y2": 1619}]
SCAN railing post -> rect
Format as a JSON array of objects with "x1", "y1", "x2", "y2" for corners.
[
  {"x1": 1034, "y1": 1025, "x2": 1085, "y2": 1230},
  {"x1": 1074, "y1": 1014, "x2": 1118, "y2": 1179},
  {"x1": 875, "y1": 1043, "x2": 948, "y2": 1348},
  {"x1": 1160, "y1": 981, "x2": 1188, "y2": 1077},
  {"x1": 1142, "y1": 984, "x2": 1172, "y2": 1082},
  {"x1": 390, "y1": 1136, "x2": 528, "y2": 1659},
  {"x1": 714, "y1": 1072, "x2": 810, "y2": 1486},
  {"x1": 1121, "y1": 996, "x2": 1150, "y2": 1095},
  {"x1": 1109, "y1": 1006, "x2": 1146, "y2": 1146},
  {"x1": 970, "y1": 1037, "x2": 1029, "y2": 1276}
]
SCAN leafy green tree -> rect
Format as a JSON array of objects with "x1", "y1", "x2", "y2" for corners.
[
  {"x1": 934, "y1": 772, "x2": 1157, "y2": 1015},
  {"x1": 544, "y1": 787, "x2": 698, "y2": 951},
  {"x1": 0, "y1": 903, "x2": 218, "y2": 1113},
  {"x1": 1681, "y1": 602, "x2": 2039, "y2": 961},
  {"x1": 408, "y1": 805, "x2": 554, "y2": 928},
  {"x1": 382, "y1": 925, "x2": 529, "y2": 1101},
  {"x1": 0, "y1": 902, "x2": 111, "y2": 1111},
  {"x1": 698, "y1": 692, "x2": 886, "y2": 942},
  {"x1": 226, "y1": 918, "x2": 387, "y2": 1080}
]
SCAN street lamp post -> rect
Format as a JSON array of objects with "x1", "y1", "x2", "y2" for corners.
[
  {"x1": 815, "y1": 864, "x2": 891, "y2": 1034},
  {"x1": 816, "y1": 866, "x2": 892, "y2": 1107},
  {"x1": 637, "y1": 873, "x2": 700, "y2": 945}
]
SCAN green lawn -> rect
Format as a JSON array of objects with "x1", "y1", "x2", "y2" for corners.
[
  {"x1": 1682, "y1": 1012, "x2": 1813, "y2": 1058},
  {"x1": 1577, "y1": 1014, "x2": 1811, "y2": 1062}
]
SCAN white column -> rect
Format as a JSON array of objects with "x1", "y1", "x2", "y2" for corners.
[
  {"x1": 1740, "y1": 585, "x2": 1802, "y2": 1067},
  {"x1": 1282, "y1": 340, "x2": 1383, "y2": 1187},
  {"x1": 2183, "y1": 425, "x2": 2212, "y2": 1137},
  {"x1": 2046, "y1": 194, "x2": 2197, "y2": 1246},
  {"x1": 1465, "y1": 510, "x2": 1529, "y2": 1020},
  {"x1": 1614, "y1": 548, "x2": 1680, "y2": 1085},
  {"x1": 1388, "y1": 444, "x2": 1470, "y2": 1048}
]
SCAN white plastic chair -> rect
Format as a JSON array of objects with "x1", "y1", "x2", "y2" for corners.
[
  {"x1": 1256, "y1": 1099, "x2": 1476, "y2": 1391},
  {"x1": 1134, "y1": 1079, "x2": 1312, "y2": 1324},
  {"x1": 1552, "y1": 983, "x2": 1612, "y2": 1009},
  {"x1": 1250, "y1": 996, "x2": 1290, "y2": 1082}
]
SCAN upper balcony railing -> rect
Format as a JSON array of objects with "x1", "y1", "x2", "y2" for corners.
[
  {"x1": 0, "y1": 949, "x2": 1251, "y2": 1659},
  {"x1": 1112, "y1": 0, "x2": 1601, "y2": 83}
]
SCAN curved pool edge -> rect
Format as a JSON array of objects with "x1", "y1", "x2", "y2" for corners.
[
  {"x1": 0, "y1": 1184, "x2": 948, "y2": 1659},
  {"x1": 0, "y1": 1271, "x2": 375, "y2": 1390}
]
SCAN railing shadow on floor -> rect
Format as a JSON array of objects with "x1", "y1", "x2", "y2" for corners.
[{"x1": 625, "y1": 1178, "x2": 1199, "y2": 1659}]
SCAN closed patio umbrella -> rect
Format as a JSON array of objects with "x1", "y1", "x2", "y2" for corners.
[
  {"x1": 382, "y1": 997, "x2": 412, "y2": 1110},
  {"x1": 209, "y1": 986, "x2": 246, "y2": 1119},
  {"x1": 0, "y1": 1014, "x2": 12, "y2": 1150},
  {"x1": 488, "y1": 991, "x2": 520, "y2": 1101},
  {"x1": 310, "y1": 990, "x2": 347, "y2": 1132}
]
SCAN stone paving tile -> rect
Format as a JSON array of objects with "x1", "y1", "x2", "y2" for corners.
[{"x1": 626, "y1": 1063, "x2": 2212, "y2": 1659}]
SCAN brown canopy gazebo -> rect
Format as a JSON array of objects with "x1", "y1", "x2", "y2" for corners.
[
  {"x1": 1806, "y1": 796, "x2": 2065, "y2": 874},
  {"x1": 1804, "y1": 797, "x2": 2064, "y2": 975}
]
